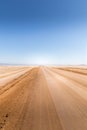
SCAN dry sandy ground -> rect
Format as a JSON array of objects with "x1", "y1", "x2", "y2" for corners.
[
  {"x1": 0, "y1": 66, "x2": 32, "y2": 87},
  {"x1": 0, "y1": 66, "x2": 87, "y2": 130}
]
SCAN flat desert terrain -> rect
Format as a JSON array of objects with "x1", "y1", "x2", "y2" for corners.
[{"x1": 0, "y1": 66, "x2": 87, "y2": 130}]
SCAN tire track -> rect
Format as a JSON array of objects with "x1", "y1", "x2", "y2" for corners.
[
  {"x1": 51, "y1": 67, "x2": 87, "y2": 88},
  {"x1": 0, "y1": 68, "x2": 38, "y2": 130},
  {"x1": 0, "y1": 68, "x2": 35, "y2": 95},
  {"x1": 56, "y1": 67, "x2": 87, "y2": 75},
  {"x1": 42, "y1": 67, "x2": 87, "y2": 130}
]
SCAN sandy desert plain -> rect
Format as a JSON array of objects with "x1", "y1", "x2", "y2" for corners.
[{"x1": 0, "y1": 65, "x2": 87, "y2": 130}]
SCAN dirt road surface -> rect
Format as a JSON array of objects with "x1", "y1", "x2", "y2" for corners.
[{"x1": 0, "y1": 66, "x2": 87, "y2": 130}]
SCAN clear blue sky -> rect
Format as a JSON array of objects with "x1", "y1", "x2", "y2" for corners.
[{"x1": 0, "y1": 0, "x2": 87, "y2": 65}]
